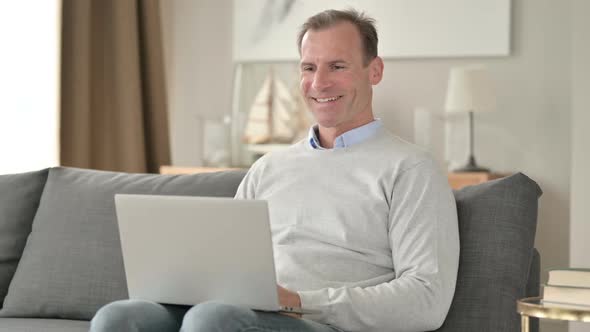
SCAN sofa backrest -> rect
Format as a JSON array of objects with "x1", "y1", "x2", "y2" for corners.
[
  {"x1": 0, "y1": 169, "x2": 49, "y2": 308},
  {"x1": 436, "y1": 173, "x2": 542, "y2": 332},
  {"x1": 0, "y1": 167, "x2": 246, "y2": 320}
]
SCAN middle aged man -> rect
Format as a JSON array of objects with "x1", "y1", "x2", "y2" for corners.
[{"x1": 90, "y1": 9, "x2": 459, "y2": 332}]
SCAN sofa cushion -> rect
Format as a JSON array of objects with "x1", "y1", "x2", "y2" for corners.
[
  {"x1": 0, "y1": 318, "x2": 89, "y2": 332},
  {"x1": 435, "y1": 173, "x2": 542, "y2": 331},
  {"x1": 0, "y1": 167, "x2": 246, "y2": 320},
  {"x1": 0, "y1": 169, "x2": 49, "y2": 307}
]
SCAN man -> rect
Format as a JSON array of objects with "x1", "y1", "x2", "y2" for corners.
[{"x1": 91, "y1": 9, "x2": 459, "y2": 332}]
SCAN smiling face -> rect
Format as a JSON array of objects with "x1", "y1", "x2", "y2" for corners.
[{"x1": 299, "y1": 22, "x2": 383, "y2": 136}]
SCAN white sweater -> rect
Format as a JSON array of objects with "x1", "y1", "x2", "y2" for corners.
[{"x1": 234, "y1": 127, "x2": 459, "y2": 332}]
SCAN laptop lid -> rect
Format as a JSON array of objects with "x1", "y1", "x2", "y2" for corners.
[{"x1": 114, "y1": 194, "x2": 281, "y2": 311}]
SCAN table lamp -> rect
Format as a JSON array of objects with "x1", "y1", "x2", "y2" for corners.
[{"x1": 445, "y1": 66, "x2": 496, "y2": 172}]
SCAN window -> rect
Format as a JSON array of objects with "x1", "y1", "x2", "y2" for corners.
[{"x1": 0, "y1": 1, "x2": 60, "y2": 174}]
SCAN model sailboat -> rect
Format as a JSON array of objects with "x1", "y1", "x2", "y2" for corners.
[{"x1": 243, "y1": 70, "x2": 311, "y2": 146}]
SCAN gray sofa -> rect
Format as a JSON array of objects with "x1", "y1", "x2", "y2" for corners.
[{"x1": 0, "y1": 167, "x2": 541, "y2": 331}]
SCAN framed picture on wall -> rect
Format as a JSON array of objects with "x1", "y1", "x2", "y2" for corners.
[{"x1": 233, "y1": 0, "x2": 511, "y2": 62}]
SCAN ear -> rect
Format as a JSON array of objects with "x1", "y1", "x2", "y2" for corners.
[{"x1": 369, "y1": 56, "x2": 384, "y2": 85}]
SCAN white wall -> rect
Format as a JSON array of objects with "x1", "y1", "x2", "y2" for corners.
[
  {"x1": 569, "y1": 0, "x2": 590, "y2": 331},
  {"x1": 162, "y1": 1, "x2": 575, "y2": 330},
  {"x1": 161, "y1": 0, "x2": 234, "y2": 166}
]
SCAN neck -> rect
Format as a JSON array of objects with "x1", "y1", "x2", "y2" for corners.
[{"x1": 318, "y1": 116, "x2": 375, "y2": 149}]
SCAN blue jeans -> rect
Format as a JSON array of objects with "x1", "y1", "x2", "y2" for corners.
[{"x1": 90, "y1": 300, "x2": 343, "y2": 332}]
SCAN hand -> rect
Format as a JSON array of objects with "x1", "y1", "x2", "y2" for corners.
[{"x1": 277, "y1": 285, "x2": 302, "y2": 318}]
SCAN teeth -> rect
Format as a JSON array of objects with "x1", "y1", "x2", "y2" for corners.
[{"x1": 316, "y1": 96, "x2": 340, "y2": 103}]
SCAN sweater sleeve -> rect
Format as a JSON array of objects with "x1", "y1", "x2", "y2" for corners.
[
  {"x1": 234, "y1": 170, "x2": 255, "y2": 200},
  {"x1": 297, "y1": 159, "x2": 460, "y2": 332},
  {"x1": 234, "y1": 156, "x2": 266, "y2": 200}
]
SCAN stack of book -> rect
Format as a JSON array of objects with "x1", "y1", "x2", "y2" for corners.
[{"x1": 542, "y1": 268, "x2": 590, "y2": 309}]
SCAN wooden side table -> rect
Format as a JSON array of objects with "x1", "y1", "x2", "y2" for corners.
[
  {"x1": 517, "y1": 296, "x2": 590, "y2": 332},
  {"x1": 447, "y1": 172, "x2": 507, "y2": 190}
]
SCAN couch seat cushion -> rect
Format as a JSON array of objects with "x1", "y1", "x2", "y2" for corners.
[
  {"x1": 0, "y1": 318, "x2": 89, "y2": 332},
  {"x1": 0, "y1": 167, "x2": 246, "y2": 320}
]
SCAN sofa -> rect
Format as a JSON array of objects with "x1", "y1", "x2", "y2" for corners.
[{"x1": 0, "y1": 167, "x2": 541, "y2": 331}]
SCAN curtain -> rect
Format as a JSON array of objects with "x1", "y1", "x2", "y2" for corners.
[{"x1": 60, "y1": 0, "x2": 170, "y2": 173}]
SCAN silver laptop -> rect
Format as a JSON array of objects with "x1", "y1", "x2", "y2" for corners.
[{"x1": 114, "y1": 194, "x2": 319, "y2": 315}]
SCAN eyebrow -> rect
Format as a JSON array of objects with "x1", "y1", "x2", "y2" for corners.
[{"x1": 300, "y1": 60, "x2": 349, "y2": 67}]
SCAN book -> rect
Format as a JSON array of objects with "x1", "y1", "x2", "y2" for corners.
[
  {"x1": 543, "y1": 284, "x2": 590, "y2": 307},
  {"x1": 548, "y1": 268, "x2": 590, "y2": 288}
]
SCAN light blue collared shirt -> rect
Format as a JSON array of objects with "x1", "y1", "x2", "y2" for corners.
[{"x1": 307, "y1": 119, "x2": 383, "y2": 149}]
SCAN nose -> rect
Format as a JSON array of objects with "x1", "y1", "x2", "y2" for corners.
[{"x1": 311, "y1": 68, "x2": 331, "y2": 91}]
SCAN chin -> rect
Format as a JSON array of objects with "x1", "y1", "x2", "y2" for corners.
[
  {"x1": 316, "y1": 120, "x2": 343, "y2": 129},
  {"x1": 312, "y1": 113, "x2": 342, "y2": 128}
]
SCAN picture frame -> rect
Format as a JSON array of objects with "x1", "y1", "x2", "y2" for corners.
[{"x1": 233, "y1": 0, "x2": 511, "y2": 62}]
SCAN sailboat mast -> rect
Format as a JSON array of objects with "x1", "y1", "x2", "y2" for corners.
[{"x1": 268, "y1": 69, "x2": 274, "y2": 141}]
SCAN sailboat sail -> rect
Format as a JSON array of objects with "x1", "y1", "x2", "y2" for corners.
[
  {"x1": 243, "y1": 74, "x2": 273, "y2": 144},
  {"x1": 271, "y1": 76, "x2": 298, "y2": 142},
  {"x1": 243, "y1": 70, "x2": 305, "y2": 145}
]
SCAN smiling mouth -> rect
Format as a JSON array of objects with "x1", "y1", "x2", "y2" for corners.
[{"x1": 312, "y1": 96, "x2": 343, "y2": 103}]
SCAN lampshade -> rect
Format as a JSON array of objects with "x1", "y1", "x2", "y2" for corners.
[{"x1": 445, "y1": 66, "x2": 496, "y2": 113}]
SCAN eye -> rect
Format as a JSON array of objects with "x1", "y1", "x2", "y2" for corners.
[
  {"x1": 332, "y1": 64, "x2": 345, "y2": 70},
  {"x1": 301, "y1": 66, "x2": 314, "y2": 72}
]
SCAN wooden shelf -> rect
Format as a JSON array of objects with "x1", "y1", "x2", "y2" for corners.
[
  {"x1": 447, "y1": 172, "x2": 507, "y2": 190},
  {"x1": 159, "y1": 166, "x2": 242, "y2": 175}
]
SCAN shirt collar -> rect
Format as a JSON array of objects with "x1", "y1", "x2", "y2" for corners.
[{"x1": 307, "y1": 119, "x2": 383, "y2": 150}]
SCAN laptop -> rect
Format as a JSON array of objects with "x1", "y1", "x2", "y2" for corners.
[{"x1": 114, "y1": 194, "x2": 320, "y2": 315}]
